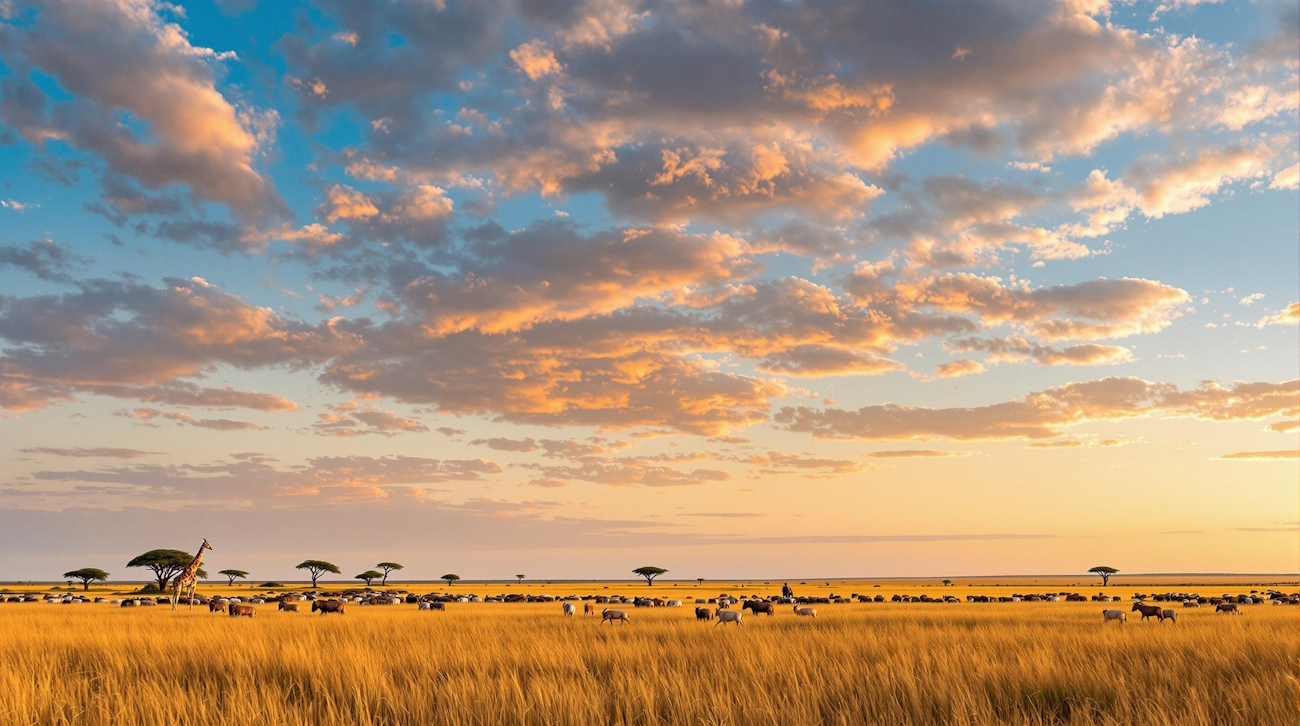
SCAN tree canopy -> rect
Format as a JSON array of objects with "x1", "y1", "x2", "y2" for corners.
[
  {"x1": 125, "y1": 549, "x2": 206, "y2": 591},
  {"x1": 516, "y1": 574, "x2": 525, "y2": 583},
  {"x1": 441, "y1": 573, "x2": 461, "y2": 586},
  {"x1": 1088, "y1": 566, "x2": 1120, "y2": 586},
  {"x1": 355, "y1": 570, "x2": 383, "y2": 587},
  {"x1": 633, "y1": 566, "x2": 668, "y2": 585},
  {"x1": 218, "y1": 569, "x2": 249, "y2": 586},
  {"x1": 63, "y1": 568, "x2": 109, "y2": 591},
  {"x1": 296, "y1": 560, "x2": 341, "y2": 588},
  {"x1": 376, "y1": 562, "x2": 404, "y2": 585}
]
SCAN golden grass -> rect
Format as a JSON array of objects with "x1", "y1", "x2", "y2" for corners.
[{"x1": 1, "y1": 591, "x2": 1296, "y2": 725}]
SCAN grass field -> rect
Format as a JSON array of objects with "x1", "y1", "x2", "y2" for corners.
[{"x1": 1, "y1": 578, "x2": 1296, "y2": 725}]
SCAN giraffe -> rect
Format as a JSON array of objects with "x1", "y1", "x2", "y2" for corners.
[{"x1": 171, "y1": 538, "x2": 213, "y2": 611}]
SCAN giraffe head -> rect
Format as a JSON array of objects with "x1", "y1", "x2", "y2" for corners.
[{"x1": 201, "y1": 538, "x2": 213, "y2": 552}]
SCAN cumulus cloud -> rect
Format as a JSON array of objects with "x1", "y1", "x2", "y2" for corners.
[{"x1": 0, "y1": 0, "x2": 285, "y2": 222}]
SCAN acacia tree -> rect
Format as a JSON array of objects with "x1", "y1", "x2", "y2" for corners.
[
  {"x1": 296, "y1": 560, "x2": 341, "y2": 589},
  {"x1": 1088, "y1": 566, "x2": 1120, "y2": 587},
  {"x1": 633, "y1": 566, "x2": 668, "y2": 586},
  {"x1": 219, "y1": 569, "x2": 249, "y2": 586},
  {"x1": 516, "y1": 574, "x2": 525, "y2": 584},
  {"x1": 442, "y1": 573, "x2": 460, "y2": 587},
  {"x1": 126, "y1": 550, "x2": 207, "y2": 591},
  {"x1": 355, "y1": 570, "x2": 382, "y2": 587},
  {"x1": 63, "y1": 568, "x2": 109, "y2": 591},
  {"x1": 376, "y1": 562, "x2": 404, "y2": 586},
  {"x1": 942, "y1": 579, "x2": 952, "y2": 587}
]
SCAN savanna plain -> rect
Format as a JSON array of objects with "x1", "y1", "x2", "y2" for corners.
[{"x1": 1, "y1": 576, "x2": 1296, "y2": 726}]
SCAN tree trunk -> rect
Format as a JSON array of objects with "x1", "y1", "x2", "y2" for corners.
[{"x1": 82, "y1": 581, "x2": 89, "y2": 591}]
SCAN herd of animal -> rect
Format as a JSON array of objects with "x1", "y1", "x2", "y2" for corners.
[{"x1": 4, "y1": 587, "x2": 1294, "y2": 624}]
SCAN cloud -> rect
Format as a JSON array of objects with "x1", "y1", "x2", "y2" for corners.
[
  {"x1": 1254, "y1": 303, "x2": 1300, "y2": 328},
  {"x1": 893, "y1": 274, "x2": 1189, "y2": 341},
  {"x1": 746, "y1": 451, "x2": 868, "y2": 478},
  {"x1": 1216, "y1": 450, "x2": 1299, "y2": 461},
  {"x1": 868, "y1": 449, "x2": 971, "y2": 459},
  {"x1": 0, "y1": 0, "x2": 285, "y2": 222},
  {"x1": 935, "y1": 359, "x2": 985, "y2": 378},
  {"x1": 948, "y1": 337, "x2": 1134, "y2": 367},
  {"x1": 116, "y1": 408, "x2": 265, "y2": 431},
  {"x1": 0, "y1": 240, "x2": 87, "y2": 282},
  {"x1": 19, "y1": 447, "x2": 157, "y2": 459},
  {"x1": 0, "y1": 277, "x2": 353, "y2": 411},
  {"x1": 9, "y1": 453, "x2": 504, "y2": 509},
  {"x1": 312, "y1": 401, "x2": 427, "y2": 438},
  {"x1": 776, "y1": 376, "x2": 1299, "y2": 441}
]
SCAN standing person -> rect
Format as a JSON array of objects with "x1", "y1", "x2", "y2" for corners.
[{"x1": 782, "y1": 582, "x2": 793, "y2": 599}]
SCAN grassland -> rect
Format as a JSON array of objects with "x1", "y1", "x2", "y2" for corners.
[{"x1": 1, "y1": 578, "x2": 1296, "y2": 725}]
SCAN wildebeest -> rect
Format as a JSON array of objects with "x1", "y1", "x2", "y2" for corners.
[
  {"x1": 278, "y1": 601, "x2": 301, "y2": 613},
  {"x1": 742, "y1": 600, "x2": 775, "y2": 616},
  {"x1": 228, "y1": 603, "x2": 256, "y2": 618},
  {"x1": 209, "y1": 598, "x2": 227, "y2": 613},
  {"x1": 695, "y1": 606, "x2": 712, "y2": 621},
  {"x1": 1215, "y1": 603, "x2": 1241, "y2": 615},
  {"x1": 312, "y1": 599, "x2": 346, "y2": 615},
  {"x1": 1159, "y1": 609, "x2": 1177, "y2": 623},
  {"x1": 562, "y1": 602, "x2": 576, "y2": 617},
  {"x1": 600, "y1": 609, "x2": 629, "y2": 625},
  {"x1": 715, "y1": 609, "x2": 743, "y2": 626},
  {"x1": 1132, "y1": 603, "x2": 1163, "y2": 621},
  {"x1": 793, "y1": 605, "x2": 817, "y2": 618},
  {"x1": 1102, "y1": 609, "x2": 1126, "y2": 624}
]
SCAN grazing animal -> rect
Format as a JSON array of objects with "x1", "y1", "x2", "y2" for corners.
[
  {"x1": 743, "y1": 600, "x2": 775, "y2": 616},
  {"x1": 715, "y1": 609, "x2": 743, "y2": 626},
  {"x1": 1131, "y1": 603, "x2": 1163, "y2": 621},
  {"x1": 1102, "y1": 609, "x2": 1126, "y2": 624},
  {"x1": 209, "y1": 598, "x2": 227, "y2": 614},
  {"x1": 601, "y1": 609, "x2": 629, "y2": 625},
  {"x1": 562, "y1": 602, "x2": 577, "y2": 617},
  {"x1": 695, "y1": 607, "x2": 712, "y2": 621},
  {"x1": 1159, "y1": 609, "x2": 1177, "y2": 623},
  {"x1": 278, "y1": 601, "x2": 301, "y2": 613},
  {"x1": 793, "y1": 605, "x2": 817, "y2": 618},
  {"x1": 418, "y1": 601, "x2": 445, "y2": 611},
  {"x1": 170, "y1": 538, "x2": 213, "y2": 611},
  {"x1": 584, "y1": 603, "x2": 595, "y2": 616},
  {"x1": 1215, "y1": 603, "x2": 1241, "y2": 615},
  {"x1": 1183, "y1": 600, "x2": 1200, "y2": 608},
  {"x1": 312, "y1": 599, "x2": 346, "y2": 615},
  {"x1": 228, "y1": 603, "x2": 256, "y2": 618}
]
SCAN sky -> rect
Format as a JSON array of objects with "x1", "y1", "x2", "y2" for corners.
[{"x1": 0, "y1": 0, "x2": 1296, "y2": 583}]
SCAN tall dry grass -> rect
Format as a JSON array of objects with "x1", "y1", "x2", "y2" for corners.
[{"x1": 0, "y1": 599, "x2": 1295, "y2": 725}]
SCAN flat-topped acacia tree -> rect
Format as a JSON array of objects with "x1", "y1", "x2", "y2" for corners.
[
  {"x1": 126, "y1": 550, "x2": 207, "y2": 592},
  {"x1": 219, "y1": 569, "x2": 249, "y2": 586},
  {"x1": 376, "y1": 562, "x2": 403, "y2": 586},
  {"x1": 442, "y1": 574, "x2": 460, "y2": 587},
  {"x1": 633, "y1": 566, "x2": 668, "y2": 586},
  {"x1": 1088, "y1": 566, "x2": 1119, "y2": 587},
  {"x1": 63, "y1": 568, "x2": 109, "y2": 591},
  {"x1": 355, "y1": 570, "x2": 382, "y2": 587},
  {"x1": 296, "y1": 560, "x2": 341, "y2": 589}
]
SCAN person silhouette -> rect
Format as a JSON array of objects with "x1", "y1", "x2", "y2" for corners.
[{"x1": 782, "y1": 582, "x2": 793, "y2": 599}]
